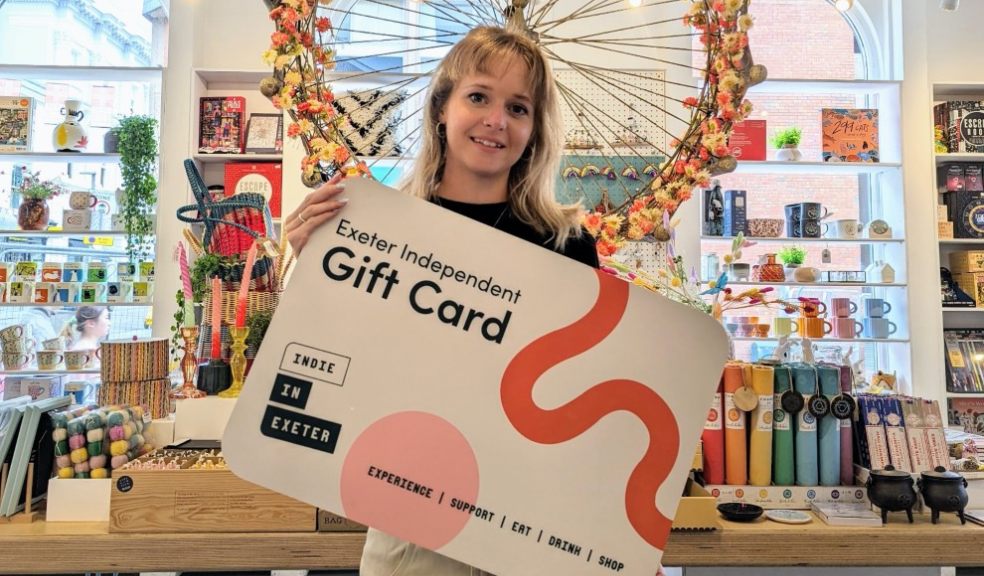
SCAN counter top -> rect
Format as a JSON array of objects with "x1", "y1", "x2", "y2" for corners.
[{"x1": 0, "y1": 512, "x2": 979, "y2": 573}]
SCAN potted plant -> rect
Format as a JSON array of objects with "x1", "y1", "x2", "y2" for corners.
[
  {"x1": 16, "y1": 171, "x2": 62, "y2": 230},
  {"x1": 778, "y1": 245, "x2": 806, "y2": 276},
  {"x1": 117, "y1": 115, "x2": 159, "y2": 261},
  {"x1": 771, "y1": 127, "x2": 803, "y2": 161}
]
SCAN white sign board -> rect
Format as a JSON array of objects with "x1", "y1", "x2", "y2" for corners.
[{"x1": 224, "y1": 178, "x2": 728, "y2": 576}]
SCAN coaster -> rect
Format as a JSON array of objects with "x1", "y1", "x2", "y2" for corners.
[{"x1": 764, "y1": 509, "x2": 812, "y2": 525}]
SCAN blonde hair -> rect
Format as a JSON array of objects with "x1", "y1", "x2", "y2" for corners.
[
  {"x1": 58, "y1": 306, "x2": 105, "y2": 343},
  {"x1": 402, "y1": 26, "x2": 582, "y2": 250}
]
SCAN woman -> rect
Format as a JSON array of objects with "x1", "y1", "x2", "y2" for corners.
[
  {"x1": 62, "y1": 306, "x2": 111, "y2": 353},
  {"x1": 286, "y1": 26, "x2": 599, "y2": 576}
]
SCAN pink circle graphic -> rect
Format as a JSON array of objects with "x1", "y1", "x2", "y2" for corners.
[{"x1": 340, "y1": 411, "x2": 480, "y2": 550}]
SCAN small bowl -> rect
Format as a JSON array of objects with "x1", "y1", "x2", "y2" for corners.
[
  {"x1": 747, "y1": 218, "x2": 785, "y2": 238},
  {"x1": 725, "y1": 323, "x2": 740, "y2": 336},
  {"x1": 754, "y1": 323, "x2": 771, "y2": 337},
  {"x1": 738, "y1": 324, "x2": 755, "y2": 338},
  {"x1": 717, "y1": 502, "x2": 764, "y2": 522}
]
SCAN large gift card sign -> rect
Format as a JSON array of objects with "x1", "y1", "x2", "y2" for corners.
[{"x1": 224, "y1": 178, "x2": 728, "y2": 576}]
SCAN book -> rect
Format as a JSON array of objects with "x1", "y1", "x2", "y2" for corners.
[
  {"x1": 949, "y1": 397, "x2": 984, "y2": 435},
  {"x1": 726, "y1": 119, "x2": 766, "y2": 161},
  {"x1": 821, "y1": 108, "x2": 879, "y2": 162},
  {"x1": 224, "y1": 162, "x2": 282, "y2": 218},
  {"x1": 0, "y1": 96, "x2": 32, "y2": 152},
  {"x1": 811, "y1": 501, "x2": 882, "y2": 527},
  {"x1": 965, "y1": 509, "x2": 984, "y2": 526},
  {"x1": 198, "y1": 96, "x2": 246, "y2": 154}
]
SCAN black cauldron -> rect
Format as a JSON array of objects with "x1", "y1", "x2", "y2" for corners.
[
  {"x1": 919, "y1": 466, "x2": 969, "y2": 524},
  {"x1": 865, "y1": 465, "x2": 916, "y2": 523}
]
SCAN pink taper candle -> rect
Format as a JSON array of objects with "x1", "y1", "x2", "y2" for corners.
[
  {"x1": 235, "y1": 242, "x2": 258, "y2": 328},
  {"x1": 211, "y1": 276, "x2": 222, "y2": 360}
]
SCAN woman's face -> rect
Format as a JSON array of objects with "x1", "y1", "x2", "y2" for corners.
[
  {"x1": 440, "y1": 55, "x2": 535, "y2": 193},
  {"x1": 85, "y1": 310, "x2": 111, "y2": 339}
]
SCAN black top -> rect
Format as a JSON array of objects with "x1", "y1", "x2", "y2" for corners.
[{"x1": 434, "y1": 197, "x2": 600, "y2": 269}]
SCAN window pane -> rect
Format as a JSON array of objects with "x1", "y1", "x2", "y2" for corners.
[{"x1": 0, "y1": 0, "x2": 168, "y2": 67}]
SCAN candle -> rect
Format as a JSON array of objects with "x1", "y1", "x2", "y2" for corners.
[
  {"x1": 211, "y1": 276, "x2": 222, "y2": 360},
  {"x1": 235, "y1": 242, "x2": 258, "y2": 328},
  {"x1": 178, "y1": 243, "x2": 196, "y2": 327}
]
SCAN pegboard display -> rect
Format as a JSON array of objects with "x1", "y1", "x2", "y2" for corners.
[
  {"x1": 555, "y1": 68, "x2": 667, "y2": 155},
  {"x1": 613, "y1": 240, "x2": 670, "y2": 278}
]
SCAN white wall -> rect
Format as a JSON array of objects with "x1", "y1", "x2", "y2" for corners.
[{"x1": 154, "y1": 0, "x2": 273, "y2": 339}]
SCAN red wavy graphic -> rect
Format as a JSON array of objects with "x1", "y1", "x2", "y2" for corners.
[{"x1": 501, "y1": 271, "x2": 680, "y2": 550}]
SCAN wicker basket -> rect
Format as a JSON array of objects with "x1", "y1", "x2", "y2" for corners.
[{"x1": 198, "y1": 288, "x2": 280, "y2": 360}]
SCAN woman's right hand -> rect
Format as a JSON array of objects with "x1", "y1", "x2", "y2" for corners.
[{"x1": 285, "y1": 171, "x2": 348, "y2": 256}]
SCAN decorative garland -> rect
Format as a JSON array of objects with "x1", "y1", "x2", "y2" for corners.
[{"x1": 260, "y1": 0, "x2": 764, "y2": 256}]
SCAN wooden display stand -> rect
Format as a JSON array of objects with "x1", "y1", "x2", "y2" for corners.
[{"x1": 0, "y1": 463, "x2": 40, "y2": 524}]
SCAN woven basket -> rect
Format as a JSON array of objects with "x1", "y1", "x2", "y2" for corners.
[{"x1": 199, "y1": 288, "x2": 280, "y2": 360}]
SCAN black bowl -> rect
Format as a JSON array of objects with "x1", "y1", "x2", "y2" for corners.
[{"x1": 717, "y1": 502, "x2": 764, "y2": 522}]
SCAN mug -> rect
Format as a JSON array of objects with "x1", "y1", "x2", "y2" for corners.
[
  {"x1": 81, "y1": 282, "x2": 108, "y2": 303},
  {"x1": 69, "y1": 191, "x2": 98, "y2": 210},
  {"x1": 7, "y1": 281, "x2": 33, "y2": 303},
  {"x1": 139, "y1": 261, "x2": 155, "y2": 281},
  {"x1": 773, "y1": 317, "x2": 799, "y2": 337},
  {"x1": 1, "y1": 336, "x2": 36, "y2": 354},
  {"x1": 86, "y1": 261, "x2": 107, "y2": 282},
  {"x1": 43, "y1": 337, "x2": 66, "y2": 351},
  {"x1": 37, "y1": 350, "x2": 65, "y2": 371},
  {"x1": 14, "y1": 261, "x2": 37, "y2": 281},
  {"x1": 117, "y1": 262, "x2": 136, "y2": 282},
  {"x1": 799, "y1": 299, "x2": 827, "y2": 318},
  {"x1": 864, "y1": 298, "x2": 893, "y2": 318},
  {"x1": 133, "y1": 281, "x2": 153, "y2": 303},
  {"x1": 0, "y1": 263, "x2": 9, "y2": 282},
  {"x1": 41, "y1": 262, "x2": 62, "y2": 282},
  {"x1": 65, "y1": 350, "x2": 93, "y2": 371},
  {"x1": 2, "y1": 352, "x2": 33, "y2": 371},
  {"x1": 863, "y1": 317, "x2": 898, "y2": 339},
  {"x1": 33, "y1": 282, "x2": 53, "y2": 303},
  {"x1": 63, "y1": 262, "x2": 85, "y2": 282},
  {"x1": 823, "y1": 219, "x2": 863, "y2": 240},
  {"x1": 798, "y1": 317, "x2": 832, "y2": 339},
  {"x1": 830, "y1": 298, "x2": 858, "y2": 317},
  {"x1": 54, "y1": 282, "x2": 79, "y2": 303},
  {"x1": 64, "y1": 381, "x2": 96, "y2": 405},
  {"x1": 0, "y1": 324, "x2": 27, "y2": 343},
  {"x1": 833, "y1": 317, "x2": 863, "y2": 339},
  {"x1": 799, "y1": 202, "x2": 829, "y2": 221},
  {"x1": 107, "y1": 281, "x2": 133, "y2": 303}
]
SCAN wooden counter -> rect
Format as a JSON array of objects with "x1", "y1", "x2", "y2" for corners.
[{"x1": 0, "y1": 512, "x2": 980, "y2": 573}]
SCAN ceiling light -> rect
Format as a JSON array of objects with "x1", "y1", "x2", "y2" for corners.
[
  {"x1": 834, "y1": 0, "x2": 853, "y2": 11},
  {"x1": 941, "y1": 0, "x2": 960, "y2": 11},
  {"x1": 628, "y1": 0, "x2": 642, "y2": 7}
]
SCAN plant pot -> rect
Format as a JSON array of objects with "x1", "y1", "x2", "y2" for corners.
[
  {"x1": 104, "y1": 130, "x2": 119, "y2": 153},
  {"x1": 18, "y1": 198, "x2": 49, "y2": 230},
  {"x1": 775, "y1": 144, "x2": 802, "y2": 161}
]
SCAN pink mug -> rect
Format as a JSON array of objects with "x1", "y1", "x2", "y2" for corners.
[
  {"x1": 830, "y1": 298, "x2": 858, "y2": 318},
  {"x1": 833, "y1": 317, "x2": 863, "y2": 339}
]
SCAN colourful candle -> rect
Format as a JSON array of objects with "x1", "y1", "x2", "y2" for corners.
[
  {"x1": 211, "y1": 276, "x2": 222, "y2": 360},
  {"x1": 178, "y1": 243, "x2": 196, "y2": 327},
  {"x1": 235, "y1": 242, "x2": 258, "y2": 328}
]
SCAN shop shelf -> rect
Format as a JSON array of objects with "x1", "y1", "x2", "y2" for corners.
[
  {"x1": 0, "y1": 302, "x2": 150, "y2": 307},
  {"x1": 192, "y1": 153, "x2": 282, "y2": 164},
  {"x1": 942, "y1": 307, "x2": 984, "y2": 312},
  {"x1": 0, "y1": 369, "x2": 100, "y2": 376},
  {"x1": 732, "y1": 161, "x2": 901, "y2": 175},
  {"x1": 0, "y1": 230, "x2": 127, "y2": 237},
  {"x1": 729, "y1": 336, "x2": 909, "y2": 344},
  {"x1": 935, "y1": 153, "x2": 984, "y2": 164},
  {"x1": 940, "y1": 239, "x2": 984, "y2": 245},
  {"x1": 0, "y1": 152, "x2": 121, "y2": 164},
  {"x1": 946, "y1": 392, "x2": 984, "y2": 398},
  {"x1": 0, "y1": 64, "x2": 163, "y2": 82},
  {"x1": 723, "y1": 281, "x2": 907, "y2": 288},
  {"x1": 747, "y1": 78, "x2": 901, "y2": 95},
  {"x1": 701, "y1": 236, "x2": 904, "y2": 244}
]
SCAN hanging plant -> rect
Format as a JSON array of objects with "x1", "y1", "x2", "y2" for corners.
[{"x1": 117, "y1": 115, "x2": 159, "y2": 262}]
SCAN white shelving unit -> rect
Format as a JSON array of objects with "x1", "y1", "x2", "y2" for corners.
[{"x1": 702, "y1": 78, "x2": 912, "y2": 386}]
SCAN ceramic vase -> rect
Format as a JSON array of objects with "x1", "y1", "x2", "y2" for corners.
[
  {"x1": 759, "y1": 253, "x2": 786, "y2": 283},
  {"x1": 17, "y1": 198, "x2": 49, "y2": 230},
  {"x1": 52, "y1": 99, "x2": 88, "y2": 152}
]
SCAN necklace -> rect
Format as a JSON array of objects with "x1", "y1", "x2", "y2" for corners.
[{"x1": 433, "y1": 195, "x2": 510, "y2": 230}]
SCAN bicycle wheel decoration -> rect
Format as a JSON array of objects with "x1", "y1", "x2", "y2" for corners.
[{"x1": 260, "y1": 0, "x2": 764, "y2": 255}]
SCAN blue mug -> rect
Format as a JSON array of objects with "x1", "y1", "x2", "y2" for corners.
[{"x1": 863, "y1": 317, "x2": 897, "y2": 339}]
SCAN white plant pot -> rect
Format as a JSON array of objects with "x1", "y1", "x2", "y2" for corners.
[{"x1": 775, "y1": 145, "x2": 802, "y2": 161}]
